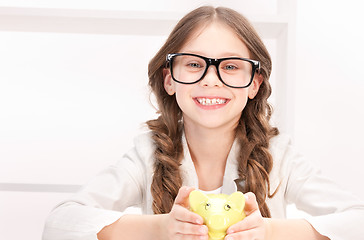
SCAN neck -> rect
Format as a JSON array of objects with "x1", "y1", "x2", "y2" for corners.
[
  {"x1": 184, "y1": 122, "x2": 236, "y2": 166},
  {"x1": 184, "y1": 123, "x2": 236, "y2": 191}
]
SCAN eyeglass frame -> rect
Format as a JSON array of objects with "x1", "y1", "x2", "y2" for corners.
[{"x1": 166, "y1": 53, "x2": 261, "y2": 88}]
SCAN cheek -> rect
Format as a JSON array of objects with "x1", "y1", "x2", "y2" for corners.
[
  {"x1": 236, "y1": 88, "x2": 249, "y2": 102},
  {"x1": 234, "y1": 89, "x2": 250, "y2": 112},
  {"x1": 174, "y1": 86, "x2": 191, "y2": 108}
]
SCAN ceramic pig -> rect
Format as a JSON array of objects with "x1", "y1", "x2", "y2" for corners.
[{"x1": 189, "y1": 190, "x2": 246, "y2": 240}]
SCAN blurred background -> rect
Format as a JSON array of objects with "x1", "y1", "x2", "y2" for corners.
[{"x1": 1, "y1": 0, "x2": 363, "y2": 239}]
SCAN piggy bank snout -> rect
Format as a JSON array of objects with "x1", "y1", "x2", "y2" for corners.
[{"x1": 206, "y1": 214, "x2": 230, "y2": 231}]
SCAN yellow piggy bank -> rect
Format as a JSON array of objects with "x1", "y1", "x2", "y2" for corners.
[{"x1": 189, "y1": 190, "x2": 246, "y2": 240}]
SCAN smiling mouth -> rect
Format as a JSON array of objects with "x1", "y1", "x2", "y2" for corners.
[{"x1": 195, "y1": 97, "x2": 228, "y2": 106}]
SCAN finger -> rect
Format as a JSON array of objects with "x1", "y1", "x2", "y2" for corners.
[
  {"x1": 172, "y1": 204, "x2": 204, "y2": 225},
  {"x1": 174, "y1": 221, "x2": 209, "y2": 236},
  {"x1": 243, "y1": 192, "x2": 259, "y2": 215},
  {"x1": 174, "y1": 186, "x2": 195, "y2": 207},
  {"x1": 227, "y1": 210, "x2": 263, "y2": 234},
  {"x1": 176, "y1": 233, "x2": 209, "y2": 240},
  {"x1": 225, "y1": 228, "x2": 262, "y2": 240}
]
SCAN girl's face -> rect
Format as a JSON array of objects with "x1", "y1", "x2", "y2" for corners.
[{"x1": 164, "y1": 21, "x2": 262, "y2": 132}]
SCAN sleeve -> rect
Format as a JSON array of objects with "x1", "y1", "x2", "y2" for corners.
[
  {"x1": 283, "y1": 145, "x2": 364, "y2": 240},
  {"x1": 42, "y1": 146, "x2": 146, "y2": 240}
]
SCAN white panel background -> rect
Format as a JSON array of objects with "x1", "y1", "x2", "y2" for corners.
[
  {"x1": 0, "y1": 0, "x2": 363, "y2": 239},
  {"x1": 294, "y1": 0, "x2": 364, "y2": 207},
  {"x1": 0, "y1": 0, "x2": 278, "y2": 15},
  {"x1": 0, "y1": 33, "x2": 163, "y2": 184}
]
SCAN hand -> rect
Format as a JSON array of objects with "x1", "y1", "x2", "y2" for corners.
[
  {"x1": 161, "y1": 186, "x2": 209, "y2": 240},
  {"x1": 224, "y1": 192, "x2": 268, "y2": 240}
]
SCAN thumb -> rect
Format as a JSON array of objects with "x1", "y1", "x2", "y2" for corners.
[
  {"x1": 244, "y1": 192, "x2": 260, "y2": 215},
  {"x1": 174, "y1": 186, "x2": 195, "y2": 208}
]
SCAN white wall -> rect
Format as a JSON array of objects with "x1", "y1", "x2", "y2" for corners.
[
  {"x1": 0, "y1": 1, "x2": 292, "y2": 239},
  {"x1": 1, "y1": 0, "x2": 363, "y2": 239},
  {"x1": 294, "y1": 0, "x2": 364, "y2": 200}
]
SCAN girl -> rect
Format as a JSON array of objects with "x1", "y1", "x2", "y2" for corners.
[{"x1": 43, "y1": 6, "x2": 364, "y2": 240}]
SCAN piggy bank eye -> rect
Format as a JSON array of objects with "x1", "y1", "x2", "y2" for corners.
[
  {"x1": 205, "y1": 203, "x2": 211, "y2": 210},
  {"x1": 224, "y1": 204, "x2": 231, "y2": 211}
]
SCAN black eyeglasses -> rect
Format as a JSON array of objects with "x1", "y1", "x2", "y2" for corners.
[{"x1": 166, "y1": 53, "x2": 260, "y2": 88}]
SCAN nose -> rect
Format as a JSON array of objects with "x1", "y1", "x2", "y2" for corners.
[
  {"x1": 207, "y1": 214, "x2": 229, "y2": 231},
  {"x1": 199, "y1": 66, "x2": 223, "y2": 87}
]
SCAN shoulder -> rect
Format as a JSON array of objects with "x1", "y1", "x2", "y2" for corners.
[
  {"x1": 133, "y1": 130, "x2": 155, "y2": 157},
  {"x1": 268, "y1": 133, "x2": 319, "y2": 189},
  {"x1": 269, "y1": 133, "x2": 293, "y2": 162},
  {"x1": 269, "y1": 133, "x2": 307, "y2": 168},
  {"x1": 115, "y1": 131, "x2": 155, "y2": 171},
  {"x1": 268, "y1": 133, "x2": 303, "y2": 186},
  {"x1": 131, "y1": 130, "x2": 155, "y2": 161}
]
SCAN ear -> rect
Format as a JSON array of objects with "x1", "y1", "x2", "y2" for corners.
[
  {"x1": 248, "y1": 73, "x2": 263, "y2": 99},
  {"x1": 189, "y1": 190, "x2": 209, "y2": 212},
  {"x1": 226, "y1": 191, "x2": 245, "y2": 212},
  {"x1": 163, "y1": 68, "x2": 176, "y2": 95}
]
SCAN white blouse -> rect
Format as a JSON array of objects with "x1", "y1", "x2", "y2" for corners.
[{"x1": 42, "y1": 132, "x2": 364, "y2": 240}]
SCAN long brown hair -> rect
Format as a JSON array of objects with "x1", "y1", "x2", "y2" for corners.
[{"x1": 147, "y1": 6, "x2": 279, "y2": 217}]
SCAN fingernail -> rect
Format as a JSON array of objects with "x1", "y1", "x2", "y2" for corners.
[
  {"x1": 196, "y1": 218, "x2": 203, "y2": 224},
  {"x1": 244, "y1": 194, "x2": 249, "y2": 201}
]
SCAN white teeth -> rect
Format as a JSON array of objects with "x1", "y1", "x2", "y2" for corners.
[{"x1": 197, "y1": 98, "x2": 227, "y2": 106}]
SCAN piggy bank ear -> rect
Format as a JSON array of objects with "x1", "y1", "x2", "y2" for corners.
[
  {"x1": 189, "y1": 190, "x2": 209, "y2": 212},
  {"x1": 226, "y1": 191, "x2": 245, "y2": 212}
]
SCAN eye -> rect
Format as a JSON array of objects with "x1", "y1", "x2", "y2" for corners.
[
  {"x1": 223, "y1": 64, "x2": 238, "y2": 70},
  {"x1": 205, "y1": 203, "x2": 211, "y2": 210},
  {"x1": 224, "y1": 204, "x2": 231, "y2": 211},
  {"x1": 187, "y1": 62, "x2": 203, "y2": 68}
]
